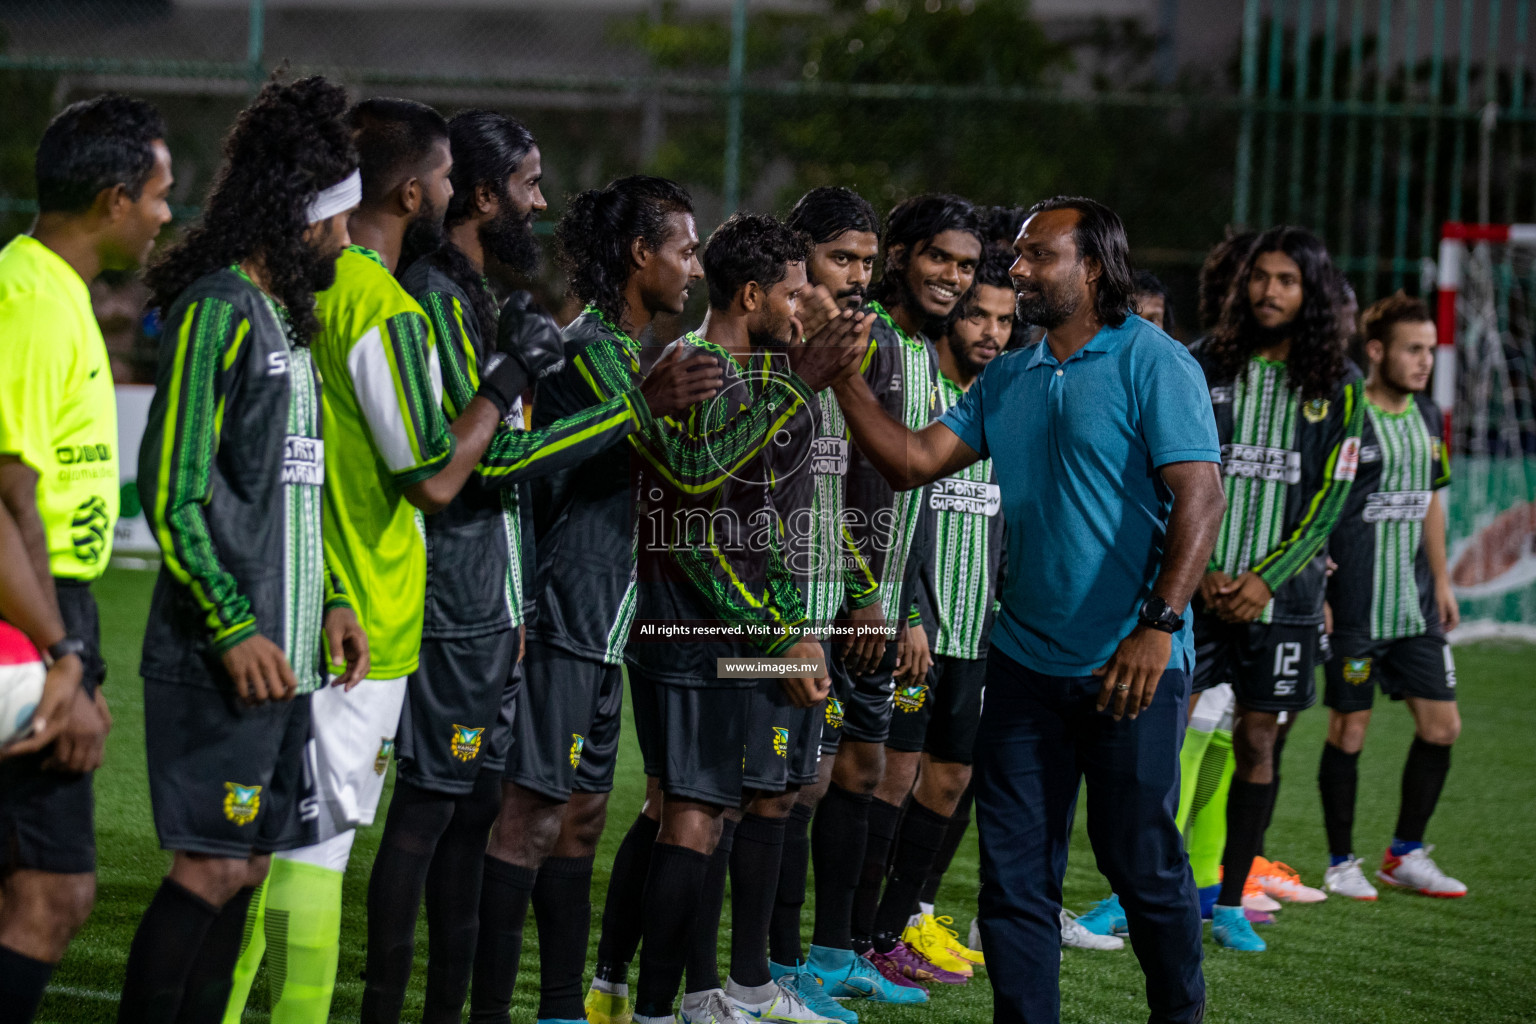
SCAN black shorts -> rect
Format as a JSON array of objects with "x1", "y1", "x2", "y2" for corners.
[
  {"x1": 630, "y1": 669, "x2": 749, "y2": 808},
  {"x1": 886, "y1": 654, "x2": 987, "y2": 765},
  {"x1": 823, "y1": 639, "x2": 898, "y2": 750},
  {"x1": 743, "y1": 679, "x2": 821, "y2": 793},
  {"x1": 1323, "y1": 633, "x2": 1456, "y2": 714},
  {"x1": 0, "y1": 579, "x2": 104, "y2": 875},
  {"x1": 144, "y1": 679, "x2": 314, "y2": 857},
  {"x1": 507, "y1": 639, "x2": 624, "y2": 800},
  {"x1": 398, "y1": 630, "x2": 520, "y2": 795},
  {"x1": 1192, "y1": 614, "x2": 1318, "y2": 713}
]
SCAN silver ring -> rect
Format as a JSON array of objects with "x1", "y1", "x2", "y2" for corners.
[{"x1": 1115, "y1": 683, "x2": 1130, "y2": 691}]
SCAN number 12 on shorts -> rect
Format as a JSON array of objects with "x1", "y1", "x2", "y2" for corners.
[{"x1": 1272, "y1": 641, "x2": 1302, "y2": 696}]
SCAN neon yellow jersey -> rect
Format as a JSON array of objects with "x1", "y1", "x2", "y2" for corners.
[
  {"x1": 311, "y1": 246, "x2": 454, "y2": 677},
  {"x1": 0, "y1": 235, "x2": 118, "y2": 579}
]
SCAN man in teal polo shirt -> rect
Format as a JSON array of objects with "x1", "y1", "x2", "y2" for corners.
[{"x1": 829, "y1": 196, "x2": 1226, "y2": 1024}]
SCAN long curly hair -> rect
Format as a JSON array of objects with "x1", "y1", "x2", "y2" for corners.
[
  {"x1": 1204, "y1": 226, "x2": 1348, "y2": 401},
  {"x1": 145, "y1": 76, "x2": 356, "y2": 343},
  {"x1": 555, "y1": 175, "x2": 692, "y2": 325}
]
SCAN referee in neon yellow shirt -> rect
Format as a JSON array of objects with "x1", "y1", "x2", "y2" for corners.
[{"x1": 0, "y1": 94, "x2": 173, "y2": 1022}]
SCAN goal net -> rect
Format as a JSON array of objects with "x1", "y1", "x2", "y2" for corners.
[{"x1": 1436, "y1": 223, "x2": 1536, "y2": 639}]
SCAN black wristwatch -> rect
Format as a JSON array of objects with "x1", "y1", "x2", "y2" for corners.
[
  {"x1": 1138, "y1": 597, "x2": 1185, "y2": 634},
  {"x1": 44, "y1": 636, "x2": 87, "y2": 667}
]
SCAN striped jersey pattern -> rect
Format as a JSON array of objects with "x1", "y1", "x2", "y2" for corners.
[
  {"x1": 278, "y1": 342, "x2": 326, "y2": 691},
  {"x1": 872, "y1": 305, "x2": 938, "y2": 625},
  {"x1": 930, "y1": 374, "x2": 999, "y2": 659},
  {"x1": 1365, "y1": 403, "x2": 1439, "y2": 639},
  {"x1": 1210, "y1": 358, "x2": 1299, "y2": 603}
]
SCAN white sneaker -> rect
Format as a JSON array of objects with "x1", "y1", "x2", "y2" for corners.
[
  {"x1": 1377, "y1": 846, "x2": 1467, "y2": 898},
  {"x1": 1060, "y1": 909, "x2": 1125, "y2": 950},
  {"x1": 679, "y1": 990, "x2": 751, "y2": 1024},
  {"x1": 968, "y1": 916, "x2": 982, "y2": 953},
  {"x1": 726, "y1": 978, "x2": 839, "y2": 1023},
  {"x1": 1251, "y1": 858, "x2": 1327, "y2": 903},
  {"x1": 1323, "y1": 858, "x2": 1379, "y2": 901}
]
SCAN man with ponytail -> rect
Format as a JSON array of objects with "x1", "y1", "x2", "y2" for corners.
[
  {"x1": 361, "y1": 111, "x2": 714, "y2": 1024},
  {"x1": 117, "y1": 75, "x2": 363, "y2": 1024}
]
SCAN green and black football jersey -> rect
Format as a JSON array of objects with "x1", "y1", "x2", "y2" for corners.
[
  {"x1": 140, "y1": 268, "x2": 346, "y2": 693},
  {"x1": 628, "y1": 334, "x2": 809, "y2": 686},
  {"x1": 1327, "y1": 394, "x2": 1451, "y2": 640},
  {"x1": 768, "y1": 388, "x2": 881, "y2": 631},
  {"x1": 845, "y1": 302, "x2": 939, "y2": 626},
  {"x1": 526, "y1": 308, "x2": 810, "y2": 666},
  {"x1": 1196, "y1": 346, "x2": 1365, "y2": 625},
  {"x1": 401, "y1": 259, "x2": 645, "y2": 640},
  {"x1": 925, "y1": 372, "x2": 1004, "y2": 659}
]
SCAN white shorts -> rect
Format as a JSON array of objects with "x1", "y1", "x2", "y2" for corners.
[{"x1": 306, "y1": 676, "x2": 408, "y2": 842}]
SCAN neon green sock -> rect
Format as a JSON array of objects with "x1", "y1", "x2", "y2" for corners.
[
  {"x1": 223, "y1": 876, "x2": 268, "y2": 1024},
  {"x1": 1185, "y1": 729, "x2": 1235, "y2": 890},
  {"x1": 1176, "y1": 726, "x2": 1216, "y2": 831},
  {"x1": 262, "y1": 857, "x2": 345, "y2": 1024}
]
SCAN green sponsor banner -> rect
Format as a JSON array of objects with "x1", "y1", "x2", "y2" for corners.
[{"x1": 1447, "y1": 456, "x2": 1536, "y2": 628}]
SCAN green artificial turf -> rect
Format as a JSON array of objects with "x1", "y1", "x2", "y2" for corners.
[{"x1": 33, "y1": 568, "x2": 1536, "y2": 1022}]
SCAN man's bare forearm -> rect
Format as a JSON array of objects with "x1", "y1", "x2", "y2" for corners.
[
  {"x1": 0, "y1": 459, "x2": 58, "y2": 614},
  {"x1": 1154, "y1": 461, "x2": 1226, "y2": 614},
  {"x1": 831, "y1": 373, "x2": 960, "y2": 491}
]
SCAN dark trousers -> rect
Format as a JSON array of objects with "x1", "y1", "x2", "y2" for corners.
[{"x1": 974, "y1": 650, "x2": 1204, "y2": 1024}]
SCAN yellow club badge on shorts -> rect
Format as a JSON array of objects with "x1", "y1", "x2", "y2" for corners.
[
  {"x1": 1343, "y1": 658, "x2": 1372, "y2": 685},
  {"x1": 375, "y1": 738, "x2": 395, "y2": 776},
  {"x1": 569, "y1": 733, "x2": 585, "y2": 769},
  {"x1": 825, "y1": 698, "x2": 845, "y2": 730},
  {"x1": 1303, "y1": 398, "x2": 1331, "y2": 423},
  {"x1": 223, "y1": 783, "x2": 262, "y2": 826},
  {"x1": 451, "y1": 725, "x2": 484, "y2": 762},
  {"x1": 895, "y1": 684, "x2": 929, "y2": 714},
  {"x1": 772, "y1": 726, "x2": 789, "y2": 758}
]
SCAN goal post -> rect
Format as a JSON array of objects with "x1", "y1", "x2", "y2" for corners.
[{"x1": 1435, "y1": 222, "x2": 1536, "y2": 640}]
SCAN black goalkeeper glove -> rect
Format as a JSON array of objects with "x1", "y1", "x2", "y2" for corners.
[{"x1": 476, "y1": 291, "x2": 566, "y2": 417}]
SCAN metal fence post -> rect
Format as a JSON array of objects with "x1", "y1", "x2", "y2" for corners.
[
  {"x1": 723, "y1": 0, "x2": 747, "y2": 213},
  {"x1": 1233, "y1": 0, "x2": 1262, "y2": 228},
  {"x1": 247, "y1": 0, "x2": 266, "y2": 93}
]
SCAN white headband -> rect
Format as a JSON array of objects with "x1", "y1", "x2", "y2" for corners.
[{"x1": 307, "y1": 169, "x2": 362, "y2": 224}]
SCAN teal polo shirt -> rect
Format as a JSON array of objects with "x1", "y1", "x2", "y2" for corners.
[{"x1": 938, "y1": 314, "x2": 1220, "y2": 676}]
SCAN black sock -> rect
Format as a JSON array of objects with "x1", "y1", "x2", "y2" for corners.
[
  {"x1": 636, "y1": 843, "x2": 712, "y2": 1018},
  {"x1": 729, "y1": 813, "x2": 788, "y2": 987},
  {"x1": 1217, "y1": 779, "x2": 1275, "y2": 908},
  {"x1": 850, "y1": 797, "x2": 902, "y2": 951},
  {"x1": 920, "y1": 785, "x2": 973, "y2": 906},
  {"x1": 596, "y1": 813, "x2": 660, "y2": 984},
  {"x1": 422, "y1": 772, "x2": 500, "y2": 1024},
  {"x1": 810, "y1": 784, "x2": 872, "y2": 951},
  {"x1": 534, "y1": 855, "x2": 597, "y2": 1021},
  {"x1": 685, "y1": 819, "x2": 737, "y2": 995},
  {"x1": 174, "y1": 883, "x2": 257, "y2": 1024},
  {"x1": 468, "y1": 856, "x2": 537, "y2": 1024},
  {"x1": 872, "y1": 799, "x2": 950, "y2": 951},
  {"x1": 117, "y1": 878, "x2": 219, "y2": 1023},
  {"x1": 1318, "y1": 742, "x2": 1361, "y2": 860},
  {"x1": 1258, "y1": 732, "x2": 1288, "y2": 858},
  {"x1": 0, "y1": 944, "x2": 56, "y2": 1023},
  {"x1": 1396, "y1": 737, "x2": 1452, "y2": 844},
  {"x1": 362, "y1": 779, "x2": 457, "y2": 1024},
  {"x1": 769, "y1": 801, "x2": 813, "y2": 966}
]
